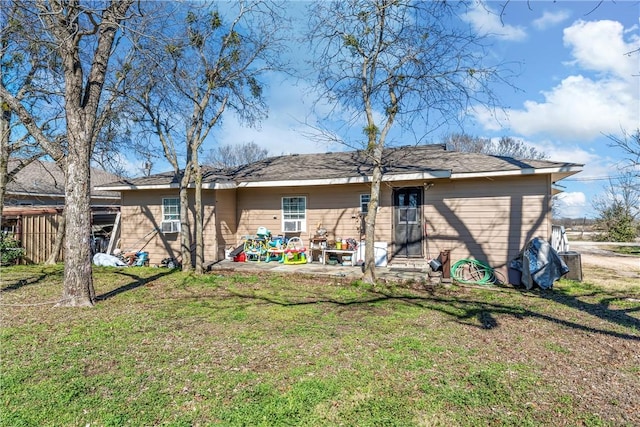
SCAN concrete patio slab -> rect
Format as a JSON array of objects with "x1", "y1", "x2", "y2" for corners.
[{"x1": 207, "y1": 259, "x2": 433, "y2": 284}]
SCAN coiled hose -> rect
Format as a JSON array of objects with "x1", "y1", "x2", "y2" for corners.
[{"x1": 450, "y1": 259, "x2": 504, "y2": 285}]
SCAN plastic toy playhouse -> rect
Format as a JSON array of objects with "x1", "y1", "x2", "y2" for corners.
[
  {"x1": 282, "y1": 236, "x2": 307, "y2": 264},
  {"x1": 266, "y1": 236, "x2": 285, "y2": 262}
]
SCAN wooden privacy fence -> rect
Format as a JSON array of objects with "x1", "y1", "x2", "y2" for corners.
[
  {"x1": 3, "y1": 206, "x2": 119, "y2": 264},
  {"x1": 10, "y1": 209, "x2": 63, "y2": 264}
]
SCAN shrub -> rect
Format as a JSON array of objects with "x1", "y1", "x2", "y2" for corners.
[
  {"x1": 0, "y1": 234, "x2": 25, "y2": 265},
  {"x1": 595, "y1": 202, "x2": 639, "y2": 242}
]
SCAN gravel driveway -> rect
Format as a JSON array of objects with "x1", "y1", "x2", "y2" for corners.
[
  {"x1": 567, "y1": 241, "x2": 640, "y2": 284},
  {"x1": 569, "y1": 241, "x2": 639, "y2": 270}
]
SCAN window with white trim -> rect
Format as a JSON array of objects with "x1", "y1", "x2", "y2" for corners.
[
  {"x1": 282, "y1": 196, "x2": 306, "y2": 232},
  {"x1": 161, "y1": 197, "x2": 181, "y2": 233},
  {"x1": 360, "y1": 194, "x2": 370, "y2": 213}
]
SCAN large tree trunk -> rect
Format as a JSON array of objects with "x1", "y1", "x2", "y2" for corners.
[
  {"x1": 57, "y1": 141, "x2": 94, "y2": 307},
  {"x1": 52, "y1": 1, "x2": 134, "y2": 307},
  {"x1": 2, "y1": 1, "x2": 134, "y2": 306}
]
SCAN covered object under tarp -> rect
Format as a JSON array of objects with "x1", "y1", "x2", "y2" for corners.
[{"x1": 510, "y1": 237, "x2": 569, "y2": 290}]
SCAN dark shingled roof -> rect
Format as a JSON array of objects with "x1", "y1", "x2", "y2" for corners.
[
  {"x1": 230, "y1": 144, "x2": 576, "y2": 182},
  {"x1": 107, "y1": 168, "x2": 235, "y2": 187},
  {"x1": 98, "y1": 144, "x2": 582, "y2": 188},
  {"x1": 7, "y1": 159, "x2": 121, "y2": 198}
]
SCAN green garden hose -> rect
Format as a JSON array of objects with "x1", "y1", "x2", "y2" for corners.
[{"x1": 450, "y1": 259, "x2": 503, "y2": 285}]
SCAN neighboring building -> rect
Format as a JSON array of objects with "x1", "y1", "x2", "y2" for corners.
[
  {"x1": 2, "y1": 160, "x2": 121, "y2": 263},
  {"x1": 96, "y1": 145, "x2": 582, "y2": 279},
  {"x1": 4, "y1": 159, "x2": 121, "y2": 208}
]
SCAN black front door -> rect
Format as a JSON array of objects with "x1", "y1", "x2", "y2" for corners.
[{"x1": 393, "y1": 187, "x2": 422, "y2": 258}]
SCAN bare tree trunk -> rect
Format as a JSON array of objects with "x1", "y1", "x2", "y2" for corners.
[
  {"x1": 362, "y1": 152, "x2": 383, "y2": 284},
  {"x1": 53, "y1": 1, "x2": 133, "y2": 307},
  {"x1": 57, "y1": 141, "x2": 95, "y2": 307},
  {"x1": 194, "y1": 160, "x2": 204, "y2": 274},
  {"x1": 0, "y1": 107, "x2": 9, "y2": 218},
  {"x1": 307, "y1": 1, "x2": 504, "y2": 286},
  {"x1": 45, "y1": 209, "x2": 65, "y2": 265},
  {"x1": 179, "y1": 171, "x2": 193, "y2": 271},
  {"x1": 2, "y1": 1, "x2": 134, "y2": 306}
]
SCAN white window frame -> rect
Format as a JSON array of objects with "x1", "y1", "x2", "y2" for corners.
[
  {"x1": 281, "y1": 196, "x2": 306, "y2": 233},
  {"x1": 360, "y1": 194, "x2": 370, "y2": 213},
  {"x1": 161, "y1": 197, "x2": 181, "y2": 233}
]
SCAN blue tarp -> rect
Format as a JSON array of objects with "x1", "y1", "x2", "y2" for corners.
[{"x1": 510, "y1": 237, "x2": 569, "y2": 290}]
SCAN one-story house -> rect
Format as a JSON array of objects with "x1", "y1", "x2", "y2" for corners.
[{"x1": 96, "y1": 144, "x2": 582, "y2": 279}]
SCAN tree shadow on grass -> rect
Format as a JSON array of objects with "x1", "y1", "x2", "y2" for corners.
[
  {"x1": 223, "y1": 284, "x2": 640, "y2": 341},
  {"x1": 0, "y1": 269, "x2": 63, "y2": 292},
  {"x1": 407, "y1": 293, "x2": 639, "y2": 341},
  {"x1": 537, "y1": 288, "x2": 640, "y2": 334},
  {"x1": 96, "y1": 269, "x2": 177, "y2": 301}
]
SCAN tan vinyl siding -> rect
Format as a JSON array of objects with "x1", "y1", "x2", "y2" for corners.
[
  {"x1": 120, "y1": 188, "x2": 227, "y2": 265},
  {"x1": 200, "y1": 190, "x2": 218, "y2": 262},
  {"x1": 214, "y1": 189, "x2": 237, "y2": 256},
  {"x1": 236, "y1": 184, "x2": 392, "y2": 246},
  {"x1": 423, "y1": 175, "x2": 551, "y2": 274},
  {"x1": 120, "y1": 190, "x2": 181, "y2": 265}
]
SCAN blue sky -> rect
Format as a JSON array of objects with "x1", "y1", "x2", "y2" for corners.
[{"x1": 132, "y1": 1, "x2": 639, "y2": 219}]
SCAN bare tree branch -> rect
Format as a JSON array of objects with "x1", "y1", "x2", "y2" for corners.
[{"x1": 307, "y1": 0, "x2": 513, "y2": 283}]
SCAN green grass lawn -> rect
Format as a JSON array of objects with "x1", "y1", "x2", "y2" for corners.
[{"x1": 1, "y1": 265, "x2": 639, "y2": 426}]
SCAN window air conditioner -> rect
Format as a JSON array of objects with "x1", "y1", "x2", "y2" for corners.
[
  {"x1": 161, "y1": 221, "x2": 180, "y2": 233},
  {"x1": 283, "y1": 220, "x2": 302, "y2": 232}
]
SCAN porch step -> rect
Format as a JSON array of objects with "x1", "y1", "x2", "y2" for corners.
[
  {"x1": 427, "y1": 270, "x2": 442, "y2": 285},
  {"x1": 388, "y1": 259, "x2": 432, "y2": 271}
]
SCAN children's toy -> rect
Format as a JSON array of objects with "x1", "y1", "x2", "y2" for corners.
[{"x1": 283, "y1": 237, "x2": 307, "y2": 265}]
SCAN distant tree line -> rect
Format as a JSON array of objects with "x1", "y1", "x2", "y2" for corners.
[
  {"x1": 443, "y1": 133, "x2": 548, "y2": 159},
  {"x1": 205, "y1": 142, "x2": 269, "y2": 169}
]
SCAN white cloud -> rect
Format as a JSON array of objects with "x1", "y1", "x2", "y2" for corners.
[
  {"x1": 521, "y1": 137, "x2": 631, "y2": 180},
  {"x1": 553, "y1": 192, "x2": 588, "y2": 218},
  {"x1": 506, "y1": 75, "x2": 637, "y2": 139},
  {"x1": 563, "y1": 20, "x2": 639, "y2": 79},
  {"x1": 531, "y1": 140, "x2": 599, "y2": 165},
  {"x1": 461, "y1": 1, "x2": 527, "y2": 41},
  {"x1": 533, "y1": 10, "x2": 570, "y2": 30},
  {"x1": 477, "y1": 19, "x2": 639, "y2": 141}
]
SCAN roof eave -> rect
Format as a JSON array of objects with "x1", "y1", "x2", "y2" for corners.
[
  {"x1": 96, "y1": 181, "x2": 236, "y2": 191},
  {"x1": 450, "y1": 165, "x2": 583, "y2": 181},
  {"x1": 6, "y1": 190, "x2": 120, "y2": 200},
  {"x1": 5, "y1": 190, "x2": 64, "y2": 198},
  {"x1": 238, "y1": 171, "x2": 452, "y2": 188},
  {"x1": 550, "y1": 167, "x2": 584, "y2": 183}
]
